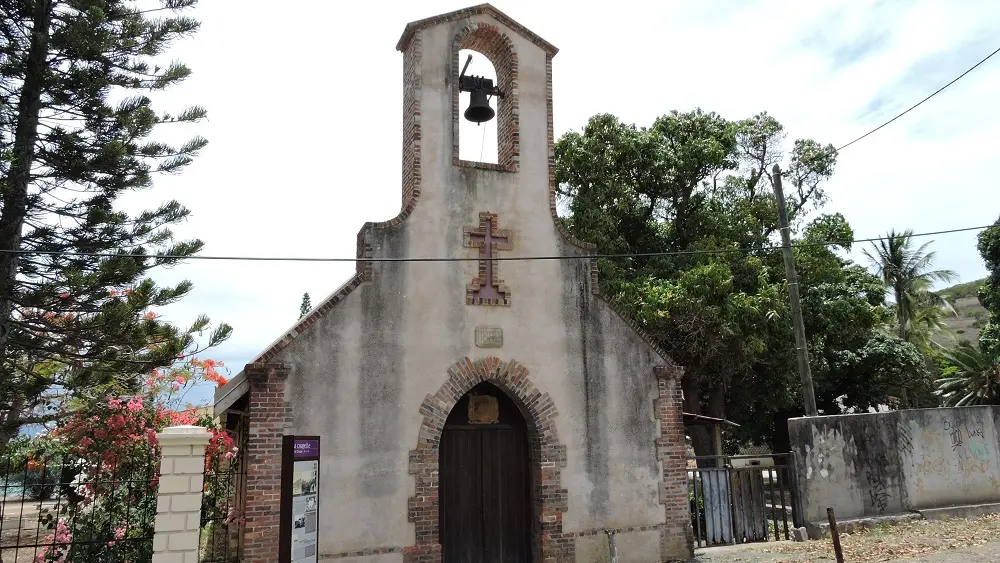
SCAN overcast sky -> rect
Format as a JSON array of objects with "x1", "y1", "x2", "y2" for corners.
[{"x1": 126, "y1": 1, "x2": 1000, "y2": 405}]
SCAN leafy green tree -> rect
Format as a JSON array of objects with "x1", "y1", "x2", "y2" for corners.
[
  {"x1": 978, "y1": 217, "x2": 1000, "y2": 354},
  {"x1": 0, "y1": 0, "x2": 230, "y2": 453},
  {"x1": 300, "y1": 292, "x2": 312, "y2": 319},
  {"x1": 556, "y1": 111, "x2": 927, "y2": 455},
  {"x1": 557, "y1": 110, "x2": 840, "y2": 456}
]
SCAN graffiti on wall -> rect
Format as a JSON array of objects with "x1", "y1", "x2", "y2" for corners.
[
  {"x1": 864, "y1": 452, "x2": 890, "y2": 514},
  {"x1": 942, "y1": 416, "x2": 990, "y2": 472}
]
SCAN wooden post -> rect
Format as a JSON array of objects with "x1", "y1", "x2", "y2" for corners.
[
  {"x1": 771, "y1": 164, "x2": 817, "y2": 416},
  {"x1": 826, "y1": 507, "x2": 844, "y2": 563}
]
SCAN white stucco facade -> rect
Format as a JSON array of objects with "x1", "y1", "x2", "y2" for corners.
[{"x1": 216, "y1": 6, "x2": 692, "y2": 563}]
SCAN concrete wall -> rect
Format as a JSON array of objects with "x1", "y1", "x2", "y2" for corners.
[
  {"x1": 229, "y1": 11, "x2": 687, "y2": 563},
  {"x1": 789, "y1": 406, "x2": 1000, "y2": 525}
]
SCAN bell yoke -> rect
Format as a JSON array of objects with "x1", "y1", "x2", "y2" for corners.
[{"x1": 459, "y1": 53, "x2": 504, "y2": 124}]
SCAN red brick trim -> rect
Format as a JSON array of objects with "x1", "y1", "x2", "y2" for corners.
[
  {"x1": 452, "y1": 22, "x2": 519, "y2": 172},
  {"x1": 253, "y1": 275, "x2": 364, "y2": 363},
  {"x1": 404, "y1": 357, "x2": 571, "y2": 563},
  {"x1": 242, "y1": 363, "x2": 291, "y2": 563},
  {"x1": 397, "y1": 4, "x2": 558, "y2": 56},
  {"x1": 545, "y1": 52, "x2": 600, "y2": 297},
  {"x1": 464, "y1": 211, "x2": 513, "y2": 306},
  {"x1": 595, "y1": 293, "x2": 680, "y2": 368},
  {"x1": 250, "y1": 34, "x2": 425, "y2": 365},
  {"x1": 654, "y1": 365, "x2": 695, "y2": 561},
  {"x1": 543, "y1": 51, "x2": 683, "y2": 373},
  {"x1": 399, "y1": 32, "x2": 424, "y2": 228}
]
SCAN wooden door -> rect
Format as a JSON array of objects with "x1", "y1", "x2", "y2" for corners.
[{"x1": 440, "y1": 384, "x2": 531, "y2": 563}]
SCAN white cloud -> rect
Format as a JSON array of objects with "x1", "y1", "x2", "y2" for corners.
[{"x1": 119, "y1": 1, "x2": 1000, "y2": 404}]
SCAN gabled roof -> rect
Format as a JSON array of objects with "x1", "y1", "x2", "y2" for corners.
[{"x1": 396, "y1": 3, "x2": 559, "y2": 55}]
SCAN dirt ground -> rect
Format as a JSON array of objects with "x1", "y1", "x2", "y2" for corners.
[
  {"x1": 1, "y1": 500, "x2": 59, "y2": 563},
  {"x1": 695, "y1": 513, "x2": 1000, "y2": 563}
]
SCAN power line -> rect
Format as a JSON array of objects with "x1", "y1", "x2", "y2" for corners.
[
  {"x1": 0, "y1": 224, "x2": 990, "y2": 263},
  {"x1": 837, "y1": 44, "x2": 1000, "y2": 151}
]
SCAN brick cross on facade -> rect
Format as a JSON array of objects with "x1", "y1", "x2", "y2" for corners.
[{"x1": 464, "y1": 212, "x2": 512, "y2": 306}]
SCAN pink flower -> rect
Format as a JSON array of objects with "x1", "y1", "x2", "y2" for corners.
[
  {"x1": 126, "y1": 396, "x2": 143, "y2": 412},
  {"x1": 108, "y1": 414, "x2": 125, "y2": 429},
  {"x1": 171, "y1": 382, "x2": 181, "y2": 392},
  {"x1": 35, "y1": 520, "x2": 72, "y2": 562},
  {"x1": 174, "y1": 376, "x2": 185, "y2": 385},
  {"x1": 144, "y1": 311, "x2": 157, "y2": 320},
  {"x1": 114, "y1": 526, "x2": 126, "y2": 540},
  {"x1": 108, "y1": 398, "x2": 122, "y2": 409}
]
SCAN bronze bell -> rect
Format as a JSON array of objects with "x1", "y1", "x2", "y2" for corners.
[{"x1": 464, "y1": 88, "x2": 495, "y2": 124}]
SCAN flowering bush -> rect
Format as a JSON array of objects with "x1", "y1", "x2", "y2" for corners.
[{"x1": 27, "y1": 357, "x2": 232, "y2": 562}]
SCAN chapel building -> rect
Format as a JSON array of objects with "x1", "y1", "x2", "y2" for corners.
[{"x1": 214, "y1": 5, "x2": 693, "y2": 563}]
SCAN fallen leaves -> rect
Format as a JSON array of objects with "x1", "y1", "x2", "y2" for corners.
[{"x1": 758, "y1": 513, "x2": 1000, "y2": 562}]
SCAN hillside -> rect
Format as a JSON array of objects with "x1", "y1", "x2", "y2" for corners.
[{"x1": 934, "y1": 278, "x2": 988, "y2": 347}]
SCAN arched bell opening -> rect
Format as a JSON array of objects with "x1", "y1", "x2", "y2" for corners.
[
  {"x1": 438, "y1": 381, "x2": 534, "y2": 563},
  {"x1": 451, "y1": 24, "x2": 519, "y2": 172},
  {"x1": 457, "y1": 49, "x2": 499, "y2": 164}
]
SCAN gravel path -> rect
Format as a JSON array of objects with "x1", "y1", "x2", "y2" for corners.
[
  {"x1": 696, "y1": 541, "x2": 1000, "y2": 562},
  {"x1": 693, "y1": 513, "x2": 1000, "y2": 563}
]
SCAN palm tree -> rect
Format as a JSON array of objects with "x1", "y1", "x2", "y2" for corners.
[
  {"x1": 864, "y1": 230, "x2": 956, "y2": 406},
  {"x1": 905, "y1": 279, "x2": 959, "y2": 353},
  {"x1": 864, "y1": 230, "x2": 957, "y2": 343},
  {"x1": 934, "y1": 343, "x2": 1000, "y2": 406}
]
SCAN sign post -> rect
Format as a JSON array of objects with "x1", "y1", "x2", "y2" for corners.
[{"x1": 280, "y1": 436, "x2": 321, "y2": 563}]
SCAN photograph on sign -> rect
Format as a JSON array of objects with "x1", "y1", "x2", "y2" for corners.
[
  {"x1": 291, "y1": 459, "x2": 319, "y2": 563},
  {"x1": 292, "y1": 462, "x2": 318, "y2": 496}
]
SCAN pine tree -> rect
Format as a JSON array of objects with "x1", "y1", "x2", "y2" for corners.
[
  {"x1": 0, "y1": 0, "x2": 230, "y2": 451},
  {"x1": 300, "y1": 292, "x2": 312, "y2": 319}
]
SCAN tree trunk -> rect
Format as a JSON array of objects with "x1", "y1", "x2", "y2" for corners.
[
  {"x1": 681, "y1": 370, "x2": 715, "y2": 467},
  {"x1": 0, "y1": 0, "x2": 52, "y2": 377},
  {"x1": 894, "y1": 286, "x2": 911, "y2": 408},
  {"x1": 0, "y1": 393, "x2": 26, "y2": 458},
  {"x1": 683, "y1": 373, "x2": 730, "y2": 468}
]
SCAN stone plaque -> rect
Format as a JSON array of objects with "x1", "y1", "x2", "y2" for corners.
[
  {"x1": 468, "y1": 394, "x2": 499, "y2": 424},
  {"x1": 474, "y1": 326, "x2": 503, "y2": 348}
]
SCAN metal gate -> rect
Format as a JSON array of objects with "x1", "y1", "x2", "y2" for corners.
[
  {"x1": 199, "y1": 410, "x2": 249, "y2": 562},
  {"x1": 688, "y1": 454, "x2": 801, "y2": 547}
]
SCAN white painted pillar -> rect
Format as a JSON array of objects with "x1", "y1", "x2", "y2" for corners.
[{"x1": 153, "y1": 425, "x2": 212, "y2": 563}]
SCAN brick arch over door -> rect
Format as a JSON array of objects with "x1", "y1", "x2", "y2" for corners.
[
  {"x1": 451, "y1": 22, "x2": 520, "y2": 172},
  {"x1": 404, "y1": 357, "x2": 572, "y2": 563}
]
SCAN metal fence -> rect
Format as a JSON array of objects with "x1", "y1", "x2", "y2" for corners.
[
  {"x1": 0, "y1": 446, "x2": 157, "y2": 563},
  {"x1": 199, "y1": 413, "x2": 248, "y2": 563},
  {"x1": 688, "y1": 454, "x2": 800, "y2": 548}
]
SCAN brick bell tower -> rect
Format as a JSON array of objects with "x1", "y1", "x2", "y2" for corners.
[{"x1": 391, "y1": 5, "x2": 581, "y2": 311}]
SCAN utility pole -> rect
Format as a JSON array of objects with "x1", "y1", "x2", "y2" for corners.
[{"x1": 772, "y1": 164, "x2": 818, "y2": 416}]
